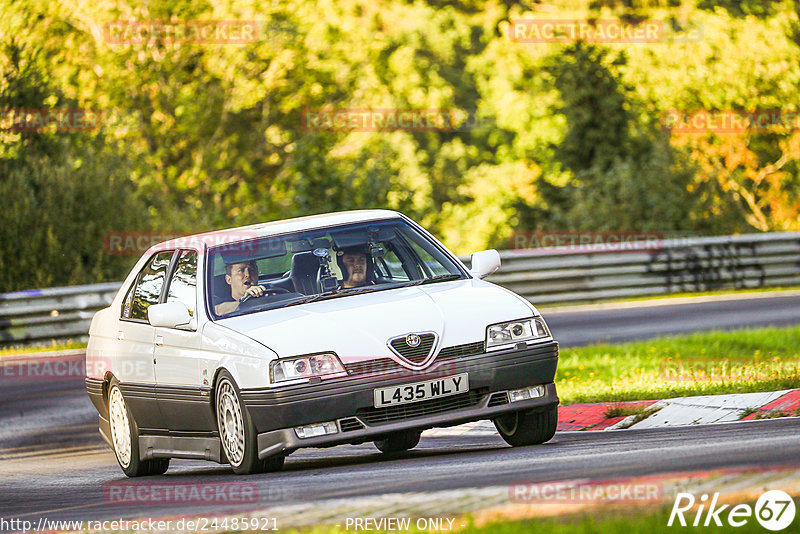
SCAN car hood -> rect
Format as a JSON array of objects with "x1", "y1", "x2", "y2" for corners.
[{"x1": 214, "y1": 279, "x2": 537, "y2": 362}]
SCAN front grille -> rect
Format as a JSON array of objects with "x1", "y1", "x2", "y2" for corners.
[
  {"x1": 338, "y1": 417, "x2": 365, "y2": 432},
  {"x1": 356, "y1": 389, "x2": 486, "y2": 425},
  {"x1": 344, "y1": 341, "x2": 484, "y2": 377},
  {"x1": 345, "y1": 358, "x2": 405, "y2": 376},
  {"x1": 389, "y1": 333, "x2": 436, "y2": 365},
  {"x1": 487, "y1": 391, "x2": 509, "y2": 407},
  {"x1": 436, "y1": 341, "x2": 485, "y2": 361}
]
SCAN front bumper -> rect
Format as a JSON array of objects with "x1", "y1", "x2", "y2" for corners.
[{"x1": 240, "y1": 340, "x2": 559, "y2": 459}]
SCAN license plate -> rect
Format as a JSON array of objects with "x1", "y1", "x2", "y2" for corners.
[{"x1": 373, "y1": 373, "x2": 469, "y2": 408}]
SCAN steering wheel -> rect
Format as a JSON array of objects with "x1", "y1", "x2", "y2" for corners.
[{"x1": 239, "y1": 287, "x2": 290, "y2": 304}]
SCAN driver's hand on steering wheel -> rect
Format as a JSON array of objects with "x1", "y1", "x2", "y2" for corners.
[{"x1": 241, "y1": 284, "x2": 267, "y2": 301}]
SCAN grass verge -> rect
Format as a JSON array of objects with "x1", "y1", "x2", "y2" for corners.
[
  {"x1": 0, "y1": 339, "x2": 87, "y2": 357},
  {"x1": 458, "y1": 502, "x2": 798, "y2": 534},
  {"x1": 614, "y1": 406, "x2": 664, "y2": 430},
  {"x1": 602, "y1": 404, "x2": 651, "y2": 419},
  {"x1": 739, "y1": 407, "x2": 800, "y2": 420},
  {"x1": 557, "y1": 326, "x2": 800, "y2": 405}
]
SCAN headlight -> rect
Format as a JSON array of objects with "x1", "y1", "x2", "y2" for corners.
[
  {"x1": 270, "y1": 352, "x2": 346, "y2": 383},
  {"x1": 486, "y1": 317, "x2": 550, "y2": 349}
]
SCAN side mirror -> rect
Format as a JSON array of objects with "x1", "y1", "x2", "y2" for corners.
[
  {"x1": 148, "y1": 301, "x2": 194, "y2": 329},
  {"x1": 470, "y1": 249, "x2": 501, "y2": 279}
]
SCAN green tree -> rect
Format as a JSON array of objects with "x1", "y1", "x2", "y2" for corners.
[
  {"x1": 542, "y1": 42, "x2": 699, "y2": 231},
  {"x1": 0, "y1": 37, "x2": 146, "y2": 292}
]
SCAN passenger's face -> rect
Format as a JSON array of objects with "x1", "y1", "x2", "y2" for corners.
[
  {"x1": 226, "y1": 262, "x2": 258, "y2": 299},
  {"x1": 342, "y1": 253, "x2": 367, "y2": 286}
]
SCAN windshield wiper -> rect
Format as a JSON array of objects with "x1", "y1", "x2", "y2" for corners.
[
  {"x1": 405, "y1": 274, "x2": 464, "y2": 286},
  {"x1": 281, "y1": 285, "x2": 383, "y2": 308},
  {"x1": 280, "y1": 290, "x2": 338, "y2": 308}
]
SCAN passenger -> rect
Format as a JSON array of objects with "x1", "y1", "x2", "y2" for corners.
[
  {"x1": 215, "y1": 260, "x2": 269, "y2": 315},
  {"x1": 336, "y1": 246, "x2": 374, "y2": 289}
]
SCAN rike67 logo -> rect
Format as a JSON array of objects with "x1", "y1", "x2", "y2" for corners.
[{"x1": 668, "y1": 491, "x2": 796, "y2": 531}]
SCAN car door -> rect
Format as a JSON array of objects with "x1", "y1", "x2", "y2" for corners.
[
  {"x1": 117, "y1": 250, "x2": 174, "y2": 430},
  {"x1": 153, "y1": 249, "x2": 216, "y2": 432}
]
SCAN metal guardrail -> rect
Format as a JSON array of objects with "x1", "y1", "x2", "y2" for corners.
[
  {"x1": 0, "y1": 283, "x2": 122, "y2": 345},
  {"x1": 2, "y1": 232, "x2": 799, "y2": 345},
  {"x1": 486, "y1": 232, "x2": 800, "y2": 305}
]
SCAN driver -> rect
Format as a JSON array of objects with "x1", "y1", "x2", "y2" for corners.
[{"x1": 214, "y1": 260, "x2": 270, "y2": 315}]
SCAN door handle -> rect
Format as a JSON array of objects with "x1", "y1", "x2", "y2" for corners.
[
  {"x1": 117, "y1": 331, "x2": 124, "y2": 340},
  {"x1": 155, "y1": 335, "x2": 164, "y2": 346}
]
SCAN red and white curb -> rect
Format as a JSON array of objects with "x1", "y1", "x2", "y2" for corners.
[
  {"x1": 610, "y1": 390, "x2": 798, "y2": 430},
  {"x1": 423, "y1": 389, "x2": 800, "y2": 437}
]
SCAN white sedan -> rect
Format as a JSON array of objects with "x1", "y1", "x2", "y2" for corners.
[{"x1": 86, "y1": 210, "x2": 559, "y2": 476}]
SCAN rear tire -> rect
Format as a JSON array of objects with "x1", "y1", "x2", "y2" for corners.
[
  {"x1": 494, "y1": 403, "x2": 558, "y2": 447},
  {"x1": 215, "y1": 370, "x2": 285, "y2": 475},
  {"x1": 374, "y1": 430, "x2": 421, "y2": 454},
  {"x1": 108, "y1": 380, "x2": 170, "y2": 477}
]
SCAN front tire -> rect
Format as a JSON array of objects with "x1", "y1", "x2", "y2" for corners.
[
  {"x1": 215, "y1": 371, "x2": 285, "y2": 475},
  {"x1": 374, "y1": 430, "x2": 421, "y2": 454},
  {"x1": 108, "y1": 380, "x2": 170, "y2": 477},
  {"x1": 494, "y1": 403, "x2": 558, "y2": 447}
]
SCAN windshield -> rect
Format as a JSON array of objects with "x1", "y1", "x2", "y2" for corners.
[{"x1": 206, "y1": 218, "x2": 466, "y2": 319}]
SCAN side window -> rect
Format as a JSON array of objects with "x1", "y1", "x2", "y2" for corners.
[
  {"x1": 377, "y1": 250, "x2": 410, "y2": 281},
  {"x1": 405, "y1": 239, "x2": 450, "y2": 277},
  {"x1": 166, "y1": 250, "x2": 197, "y2": 319},
  {"x1": 127, "y1": 251, "x2": 174, "y2": 321}
]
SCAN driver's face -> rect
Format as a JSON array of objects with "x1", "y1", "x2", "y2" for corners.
[
  {"x1": 226, "y1": 262, "x2": 258, "y2": 299},
  {"x1": 342, "y1": 253, "x2": 367, "y2": 287}
]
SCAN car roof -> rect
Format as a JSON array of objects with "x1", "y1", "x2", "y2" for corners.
[{"x1": 146, "y1": 209, "x2": 404, "y2": 254}]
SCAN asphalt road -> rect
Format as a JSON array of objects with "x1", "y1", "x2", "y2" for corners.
[
  {"x1": 2, "y1": 419, "x2": 799, "y2": 525},
  {"x1": 544, "y1": 292, "x2": 800, "y2": 346},
  {"x1": 2, "y1": 292, "x2": 800, "y2": 527}
]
